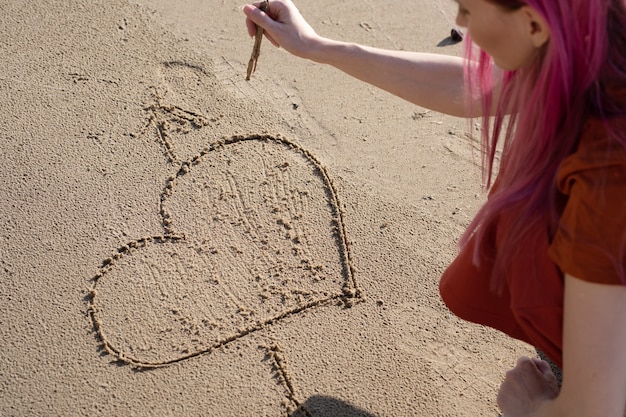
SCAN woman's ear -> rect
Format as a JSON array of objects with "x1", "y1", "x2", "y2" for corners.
[{"x1": 521, "y1": 6, "x2": 551, "y2": 48}]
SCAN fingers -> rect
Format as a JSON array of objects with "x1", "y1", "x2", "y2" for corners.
[
  {"x1": 497, "y1": 356, "x2": 560, "y2": 416},
  {"x1": 514, "y1": 356, "x2": 537, "y2": 372},
  {"x1": 244, "y1": 3, "x2": 280, "y2": 48},
  {"x1": 513, "y1": 357, "x2": 553, "y2": 379},
  {"x1": 244, "y1": 9, "x2": 257, "y2": 37},
  {"x1": 265, "y1": 33, "x2": 280, "y2": 48},
  {"x1": 508, "y1": 356, "x2": 559, "y2": 394},
  {"x1": 243, "y1": 4, "x2": 268, "y2": 36},
  {"x1": 242, "y1": 0, "x2": 320, "y2": 59},
  {"x1": 530, "y1": 357, "x2": 554, "y2": 376}
]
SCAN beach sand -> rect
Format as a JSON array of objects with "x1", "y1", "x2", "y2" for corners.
[{"x1": 0, "y1": 0, "x2": 533, "y2": 415}]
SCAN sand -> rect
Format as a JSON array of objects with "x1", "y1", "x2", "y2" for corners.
[{"x1": 0, "y1": 0, "x2": 534, "y2": 415}]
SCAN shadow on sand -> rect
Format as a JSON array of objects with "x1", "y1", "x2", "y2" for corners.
[{"x1": 290, "y1": 395, "x2": 379, "y2": 417}]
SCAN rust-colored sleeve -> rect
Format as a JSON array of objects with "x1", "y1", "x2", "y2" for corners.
[{"x1": 548, "y1": 119, "x2": 626, "y2": 285}]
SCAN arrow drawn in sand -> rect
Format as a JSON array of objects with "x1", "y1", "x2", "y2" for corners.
[{"x1": 86, "y1": 59, "x2": 362, "y2": 413}]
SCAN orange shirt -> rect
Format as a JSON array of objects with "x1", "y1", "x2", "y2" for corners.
[{"x1": 439, "y1": 113, "x2": 626, "y2": 369}]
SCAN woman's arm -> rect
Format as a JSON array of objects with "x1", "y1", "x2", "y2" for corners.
[
  {"x1": 498, "y1": 274, "x2": 626, "y2": 417},
  {"x1": 243, "y1": 0, "x2": 475, "y2": 117}
]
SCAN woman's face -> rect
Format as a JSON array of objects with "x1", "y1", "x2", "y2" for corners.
[{"x1": 454, "y1": 0, "x2": 545, "y2": 70}]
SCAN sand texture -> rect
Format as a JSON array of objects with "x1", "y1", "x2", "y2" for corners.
[{"x1": 0, "y1": 0, "x2": 533, "y2": 415}]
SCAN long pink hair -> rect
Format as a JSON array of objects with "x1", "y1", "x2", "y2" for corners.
[{"x1": 462, "y1": 0, "x2": 626, "y2": 288}]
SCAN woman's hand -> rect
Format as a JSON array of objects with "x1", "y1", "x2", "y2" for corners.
[
  {"x1": 497, "y1": 356, "x2": 560, "y2": 417},
  {"x1": 243, "y1": 0, "x2": 322, "y2": 60}
]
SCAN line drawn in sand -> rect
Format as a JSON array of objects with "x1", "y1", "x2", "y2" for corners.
[
  {"x1": 86, "y1": 129, "x2": 363, "y2": 413},
  {"x1": 139, "y1": 91, "x2": 212, "y2": 165}
]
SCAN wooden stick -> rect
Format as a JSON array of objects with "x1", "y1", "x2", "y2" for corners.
[{"x1": 246, "y1": 0, "x2": 269, "y2": 81}]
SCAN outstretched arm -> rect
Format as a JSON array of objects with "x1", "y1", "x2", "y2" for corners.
[{"x1": 243, "y1": 0, "x2": 477, "y2": 118}]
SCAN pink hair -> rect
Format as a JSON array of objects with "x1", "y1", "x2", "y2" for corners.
[{"x1": 461, "y1": 0, "x2": 626, "y2": 288}]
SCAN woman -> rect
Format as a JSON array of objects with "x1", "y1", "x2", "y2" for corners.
[{"x1": 243, "y1": 1, "x2": 626, "y2": 415}]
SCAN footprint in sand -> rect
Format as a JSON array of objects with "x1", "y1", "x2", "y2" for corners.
[{"x1": 87, "y1": 134, "x2": 360, "y2": 368}]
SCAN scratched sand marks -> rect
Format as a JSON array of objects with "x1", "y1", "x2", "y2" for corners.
[{"x1": 88, "y1": 135, "x2": 360, "y2": 367}]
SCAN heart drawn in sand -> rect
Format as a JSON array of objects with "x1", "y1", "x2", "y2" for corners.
[{"x1": 87, "y1": 134, "x2": 361, "y2": 368}]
